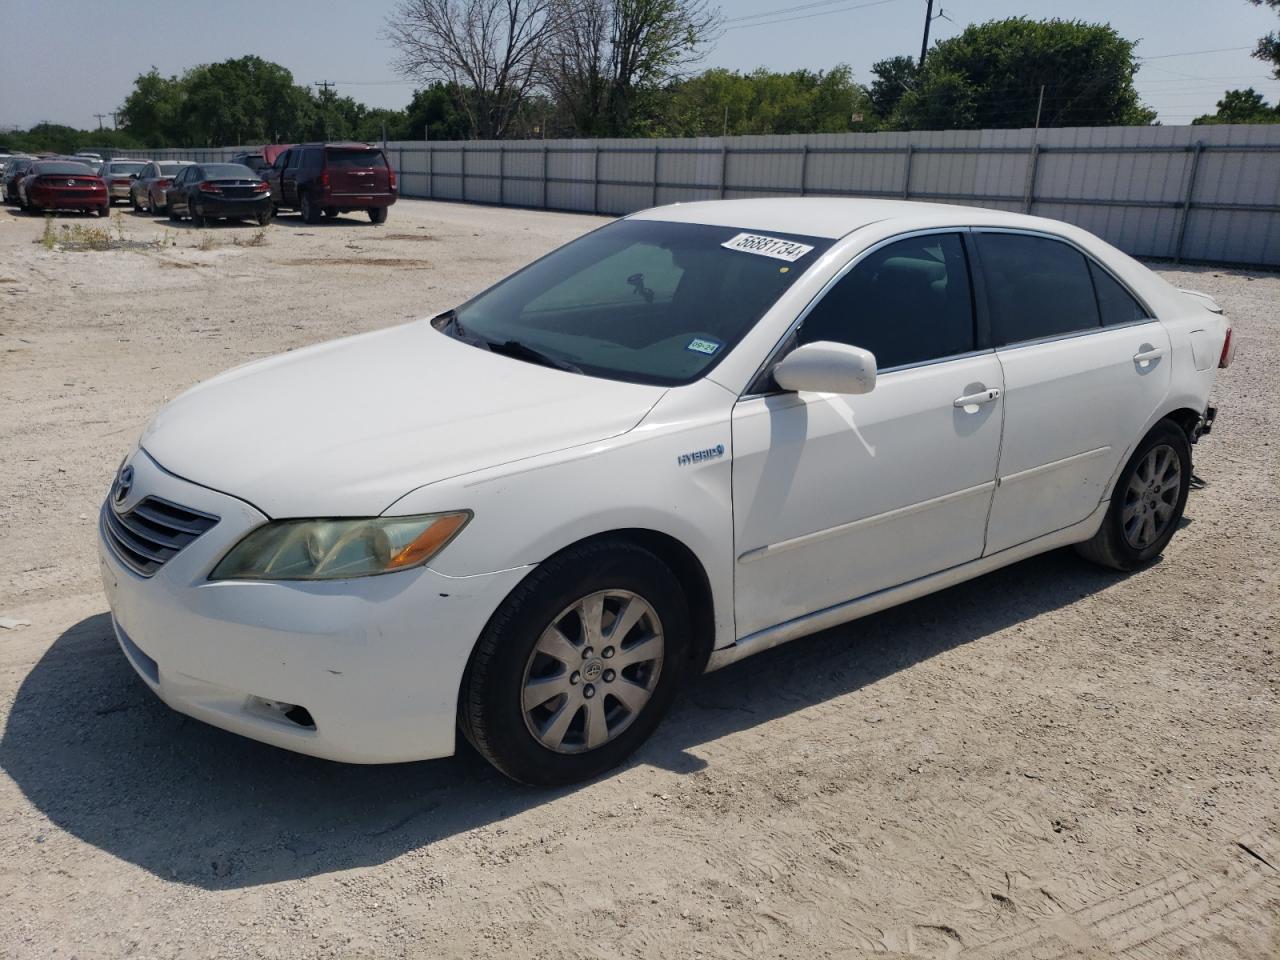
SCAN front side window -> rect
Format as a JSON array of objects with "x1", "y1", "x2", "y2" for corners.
[
  {"x1": 976, "y1": 233, "x2": 1100, "y2": 345},
  {"x1": 447, "y1": 219, "x2": 831, "y2": 386},
  {"x1": 797, "y1": 233, "x2": 975, "y2": 369}
]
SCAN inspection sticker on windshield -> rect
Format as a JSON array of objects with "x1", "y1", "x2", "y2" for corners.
[
  {"x1": 686, "y1": 337, "x2": 722, "y2": 355},
  {"x1": 721, "y1": 232, "x2": 814, "y2": 262}
]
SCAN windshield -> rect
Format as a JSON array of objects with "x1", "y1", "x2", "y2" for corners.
[
  {"x1": 34, "y1": 161, "x2": 96, "y2": 176},
  {"x1": 200, "y1": 163, "x2": 257, "y2": 179},
  {"x1": 107, "y1": 162, "x2": 146, "y2": 176},
  {"x1": 326, "y1": 148, "x2": 386, "y2": 169},
  {"x1": 444, "y1": 219, "x2": 830, "y2": 386}
]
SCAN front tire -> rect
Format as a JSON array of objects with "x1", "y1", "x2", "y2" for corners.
[
  {"x1": 461, "y1": 539, "x2": 689, "y2": 786},
  {"x1": 1076, "y1": 419, "x2": 1192, "y2": 570}
]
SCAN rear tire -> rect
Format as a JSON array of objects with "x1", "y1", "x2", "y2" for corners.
[
  {"x1": 300, "y1": 191, "x2": 321, "y2": 224},
  {"x1": 461, "y1": 539, "x2": 690, "y2": 786},
  {"x1": 367, "y1": 206, "x2": 388, "y2": 224},
  {"x1": 189, "y1": 199, "x2": 206, "y2": 228},
  {"x1": 97, "y1": 204, "x2": 110, "y2": 218},
  {"x1": 1075, "y1": 419, "x2": 1191, "y2": 571},
  {"x1": 167, "y1": 204, "x2": 180, "y2": 222},
  {"x1": 323, "y1": 206, "x2": 338, "y2": 219},
  {"x1": 256, "y1": 208, "x2": 272, "y2": 226}
]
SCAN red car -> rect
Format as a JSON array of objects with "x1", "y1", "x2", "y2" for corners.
[{"x1": 18, "y1": 160, "x2": 108, "y2": 216}]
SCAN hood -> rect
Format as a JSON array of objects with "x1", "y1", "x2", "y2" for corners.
[{"x1": 141, "y1": 321, "x2": 666, "y2": 518}]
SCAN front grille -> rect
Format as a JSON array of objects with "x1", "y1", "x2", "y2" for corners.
[{"x1": 102, "y1": 496, "x2": 219, "y2": 577}]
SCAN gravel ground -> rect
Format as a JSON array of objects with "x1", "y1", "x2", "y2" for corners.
[{"x1": 0, "y1": 199, "x2": 1276, "y2": 959}]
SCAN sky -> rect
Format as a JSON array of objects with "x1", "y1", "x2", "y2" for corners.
[{"x1": 2, "y1": 0, "x2": 1278, "y2": 131}]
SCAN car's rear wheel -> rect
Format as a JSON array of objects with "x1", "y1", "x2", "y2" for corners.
[
  {"x1": 461, "y1": 539, "x2": 689, "y2": 785},
  {"x1": 323, "y1": 206, "x2": 338, "y2": 219},
  {"x1": 1076, "y1": 419, "x2": 1192, "y2": 570},
  {"x1": 189, "y1": 199, "x2": 206, "y2": 228},
  {"x1": 256, "y1": 208, "x2": 272, "y2": 226},
  {"x1": 97, "y1": 204, "x2": 110, "y2": 218},
  {"x1": 300, "y1": 191, "x2": 321, "y2": 224},
  {"x1": 167, "y1": 203, "x2": 180, "y2": 222},
  {"x1": 368, "y1": 206, "x2": 387, "y2": 224}
]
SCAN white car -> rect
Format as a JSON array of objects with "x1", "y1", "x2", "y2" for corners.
[{"x1": 99, "y1": 199, "x2": 1233, "y2": 785}]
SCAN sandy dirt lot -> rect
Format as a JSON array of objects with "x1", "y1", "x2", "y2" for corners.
[{"x1": 0, "y1": 198, "x2": 1276, "y2": 959}]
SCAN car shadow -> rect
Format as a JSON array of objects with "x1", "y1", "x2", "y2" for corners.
[{"x1": 0, "y1": 546, "x2": 1130, "y2": 890}]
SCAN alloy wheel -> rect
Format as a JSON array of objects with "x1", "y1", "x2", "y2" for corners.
[
  {"x1": 1121, "y1": 443, "x2": 1181, "y2": 549},
  {"x1": 521, "y1": 589, "x2": 664, "y2": 754}
]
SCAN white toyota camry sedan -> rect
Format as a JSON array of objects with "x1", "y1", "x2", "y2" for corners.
[{"x1": 99, "y1": 198, "x2": 1233, "y2": 784}]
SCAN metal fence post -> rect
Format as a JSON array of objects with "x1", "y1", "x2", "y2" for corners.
[
  {"x1": 592, "y1": 144, "x2": 600, "y2": 214},
  {"x1": 1022, "y1": 142, "x2": 1041, "y2": 214},
  {"x1": 799, "y1": 144, "x2": 809, "y2": 196},
  {"x1": 460, "y1": 144, "x2": 467, "y2": 202},
  {"x1": 498, "y1": 143, "x2": 505, "y2": 206},
  {"x1": 1174, "y1": 141, "x2": 1205, "y2": 263},
  {"x1": 542, "y1": 143, "x2": 549, "y2": 208},
  {"x1": 427, "y1": 146, "x2": 433, "y2": 199},
  {"x1": 651, "y1": 145, "x2": 659, "y2": 208},
  {"x1": 902, "y1": 144, "x2": 914, "y2": 200},
  {"x1": 719, "y1": 142, "x2": 728, "y2": 199}
]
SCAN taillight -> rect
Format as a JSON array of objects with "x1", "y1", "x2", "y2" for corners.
[
  {"x1": 388, "y1": 168, "x2": 397, "y2": 191},
  {"x1": 252, "y1": 180, "x2": 270, "y2": 192},
  {"x1": 1218, "y1": 325, "x2": 1235, "y2": 368},
  {"x1": 113, "y1": 178, "x2": 130, "y2": 185},
  {"x1": 197, "y1": 181, "x2": 221, "y2": 193},
  {"x1": 157, "y1": 179, "x2": 171, "y2": 188},
  {"x1": 319, "y1": 170, "x2": 330, "y2": 194}
]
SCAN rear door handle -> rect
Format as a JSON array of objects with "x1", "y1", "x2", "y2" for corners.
[
  {"x1": 953, "y1": 388, "x2": 1001, "y2": 409},
  {"x1": 1133, "y1": 346, "x2": 1165, "y2": 365}
]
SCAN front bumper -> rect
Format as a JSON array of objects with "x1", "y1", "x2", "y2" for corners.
[{"x1": 98, "y1": 449, "x2": 531, "y2": 764}]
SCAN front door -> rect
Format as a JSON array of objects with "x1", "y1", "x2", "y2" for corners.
[{"x1": 732, "y1": 232, "x2": 1004, "y2": 639}]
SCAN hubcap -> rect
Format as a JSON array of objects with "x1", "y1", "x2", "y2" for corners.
[
  {"x1": 1121, "y1": 443, "x2": 1181, "y2": 549},
  {"x1": 521, "y1": 589, "x2": 664, "y2": 754}
]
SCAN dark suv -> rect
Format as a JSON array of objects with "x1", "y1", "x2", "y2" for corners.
[{"x1": 265, "y1": 142, "x2": 397, "y2": 224}]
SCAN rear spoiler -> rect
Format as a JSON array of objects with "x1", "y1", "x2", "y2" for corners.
[{"x1": 1178, "y1": 288, "x2": 1224, "y2": 315}]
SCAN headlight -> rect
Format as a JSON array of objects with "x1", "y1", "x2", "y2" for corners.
[{"x1": 209, "y1": 512, "x2": 470, "y2": 582}]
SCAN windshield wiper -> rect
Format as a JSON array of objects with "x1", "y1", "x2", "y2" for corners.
[
  {"x1": 434, "y1": 310, "x2": 582, "y2": 374},
  {"x1": 487, "y1": 339, "x2": 584, "y2": 374}
]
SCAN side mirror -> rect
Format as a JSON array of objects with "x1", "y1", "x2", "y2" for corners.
[{"x1": 772, "y1": 341, "x2": 877, "y2": 395}]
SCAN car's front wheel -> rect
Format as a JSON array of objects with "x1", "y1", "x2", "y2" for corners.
[
  {"x1": 1076, "y1": 419, "x2": 1192, "y2": 570},
  {"x1": 461, "y1": 539, "x2": 689, "y2": 785}
]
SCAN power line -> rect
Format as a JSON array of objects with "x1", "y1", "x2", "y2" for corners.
[
  {"x1": 724, "y1": 0, "x2": 903, "y2": 32},
  {"x1": 725, "y1": 0, "x2": 861, "y2": 23},
  {"x1": 1139, "y1": 45, "x2": 1253, "y2": 60}
]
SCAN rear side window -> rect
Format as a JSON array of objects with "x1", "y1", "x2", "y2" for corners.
[
  {"x1": 798, "y1": 233, "x2": 975, "y2": 369},
  {"x1": 976, "y1": 233, "x2": 1100, "y2": 345},
  {"x1": 301, "y1": 148, "x2": 323, "y2": 171},
  {"x1": 326, "y1": 148, "x2": 386, "y2": 169},
  {"x1": 1089, "y1": 261, "x2": 1149, "y2": 326}
]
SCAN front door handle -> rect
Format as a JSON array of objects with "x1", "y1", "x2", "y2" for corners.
[
  {"x1": 954, "y1": 387, "x2": 1001, "y2": 409},
  {"x1": 1133, "y1": 345, "x2": 1165, "y2": 366}
]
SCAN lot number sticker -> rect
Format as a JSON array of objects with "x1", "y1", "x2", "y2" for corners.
[{"x1": 721, "y1": 233, "x2": 815, "y2": 262}]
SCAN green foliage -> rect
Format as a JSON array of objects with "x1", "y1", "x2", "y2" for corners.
[
  {"x1": 3, "y1": 123, "x2": 144, "y2": 155},
  {"x1": 890, "y1": 18, "x2": 1155, "y2": 130},
  {"x1": 1251, "y1": 0, "x2": 1280, "y2": 78},
  {"x1": 867, "y1": 56, "x2": 916, "y2": 122},
  {"x1": 658, "y1": 65, "x2": 872, "y2": 137},
  {"x1": 1192, "y1": 88, "x2": 1280, "y2": 124}
]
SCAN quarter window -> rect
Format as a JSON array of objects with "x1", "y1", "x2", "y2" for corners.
[
  {"x1": 1089, "y1": 261, "x2": 1150, "y2": 326},
  {"x1": 797, "y1": 233, "x2": 975, "y2": 369},
  {"x1": 975, "y1": 233, "x2": 1100, "y2": 345}
]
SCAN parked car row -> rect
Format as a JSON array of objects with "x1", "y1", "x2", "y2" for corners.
[{"x1": 4, "y1": 142, "x2": 398, "y2": 226}]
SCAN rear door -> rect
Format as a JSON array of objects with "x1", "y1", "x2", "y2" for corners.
[
  {"x1": 975, "y1": 231, "x2": 1171, "y2": 554},
  {"x1": 326, "y1": 147, "x2": 390, "y2": 200}
]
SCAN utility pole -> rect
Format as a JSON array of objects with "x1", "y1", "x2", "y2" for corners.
[
  {"x1": 93, "y1": 113, "x2": 108, "y2": 130},
  {"x1": 316, "y1": 81, "x2": 335, "y2": 96},
  {"x1": 919, "y1": 0, "x2": 935, "y2": 67}
]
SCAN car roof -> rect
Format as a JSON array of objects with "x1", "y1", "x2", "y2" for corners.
[{"x1": 627, "y1": 197, "x2": 1048, "y2": 241}]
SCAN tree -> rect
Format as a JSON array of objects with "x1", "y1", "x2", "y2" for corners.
[
  {"x1": 403, "y1": 83, "x2": 473, "y2": 140},
  {"x1": 1193, "y1": 87, "x2": 1280, "y2": 124},
  {"x1": 386, "y1": 0, "x2": 560, "y2": 138},
  {"x1": 890, "y1": 18, "x2": 1155, "y2": 130},
  {"x1": 659, "y1": 66, "x2": 870, "y2": 137},
  {"x1": 867, "y1": 55, "x2": 916, "y2": 123},
  {"x1": 545, "y1": 0, "x2": 721, "y2": 136},
  {"x1": 118, "y1": 69, "x2": 187, "y2": 146},
  {"x1": 1251, "y1": 0, "x2": 1280, "y2": 78}
]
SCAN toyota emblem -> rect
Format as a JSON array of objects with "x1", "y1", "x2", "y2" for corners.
[{"x1": 114, "y1": 464, "x2": 134, "y2": 505}]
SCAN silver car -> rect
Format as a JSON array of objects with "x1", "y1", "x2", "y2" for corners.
[{"x1": 99, "y1": 159, "x2": 150, "y2": 205}]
